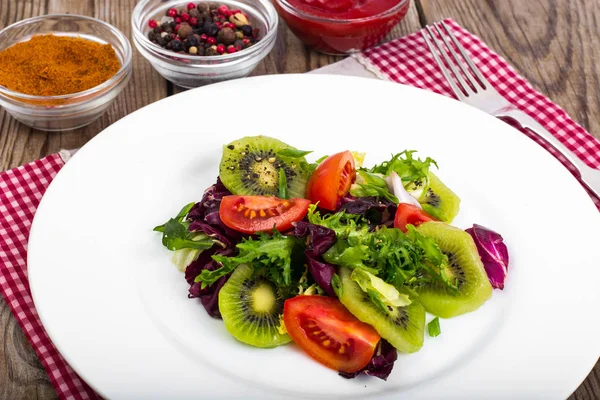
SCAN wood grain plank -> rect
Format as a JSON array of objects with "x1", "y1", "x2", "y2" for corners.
[
  {"x1": 0, "y1": 0, "x2": 168, "y2": 171},
  {"x1": 418, "y1": 0, "x2": 600, "y2": 140},
  {"x1": 0, "y1": 300, "x2": 56, "y2": 400},
  {"x1": 0, "y1": 4, "x2": 57, "y2": 400}
]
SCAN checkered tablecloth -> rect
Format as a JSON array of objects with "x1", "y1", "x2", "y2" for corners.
[{"x1": 0, "y1": 18, "x2": 598, "y2": 400}]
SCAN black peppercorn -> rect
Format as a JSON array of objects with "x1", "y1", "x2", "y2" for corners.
[
  {"x1": 187, "y1": 36, "x2": 199, "y2": 47},
  {"x1": 193, "y1": 27, "x2": 204, "y2": 35},
  {"x1": 209, "y1": 2, "x2": 219, "y2": 11},
  {"x1": 233, "y1": 39, "x2": 244, "y2": 50},
  {"x1": 157, "y1": 37, "x2": 168, "y2": 47},
  {"x1": 148, "y1": 31, "x2": 156, "y2": 41},
  {"x1": 189, "y1": 8, "x2": 200, "y2": 18},
  {"x1": 171, "y1": 39, "x2": 184, "y2": 51},
  {"x1": 203, "y1": 22, "x2": 219, "y2": 36},
  {"x1": 241, "y1": 25, "x2": 253, "y2": 37},
  {"x1": 197, "y1": 3, "x2": 209, "y2": 12},
  {"x1": 164, "y1": 33, "x2": 174, "y2": 42},
  {"x1": 153, "y1": 26, "x2": 161, "y2": 34}
]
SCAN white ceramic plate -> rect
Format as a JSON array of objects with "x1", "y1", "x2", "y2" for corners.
[{"x1": 28, "y1": 75, "x2": 600, "y2": 399}]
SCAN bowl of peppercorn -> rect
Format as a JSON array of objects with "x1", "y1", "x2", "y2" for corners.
[
  {"x1": 132, "y1": 0, "x2": 278, "y2": 88},
  {"x1": 0, "y1": 14, "x2": 132, "y2": 131}
]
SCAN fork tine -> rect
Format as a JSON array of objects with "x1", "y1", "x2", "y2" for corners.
[
  {"x1": 439, "y1": 20, "x2": 491, "y2": 89},
  {"x1": 425, "y1": 26, "x2": 473, "y2": 96},
  {"x1": 422, "y1": 27, "x2": 467, "y2": 100},
  {"x1": 433, "y1": 23, "x2": 480, "y2": 93}
]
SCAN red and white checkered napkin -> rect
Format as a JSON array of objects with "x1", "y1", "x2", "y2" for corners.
[
  {"x1": 0, "y1": 153, "x2": 101, "y2": 400},
  {"x1": 1, "y1": 18, "x2": 599, "y2": 400},
  {"x1": 355, "y1": 18, "x2": 600, "y2": 209}
]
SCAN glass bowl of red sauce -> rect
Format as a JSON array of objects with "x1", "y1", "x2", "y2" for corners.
[{"x1": 274, "y1": 0, "x2": 410, "y2": 55}]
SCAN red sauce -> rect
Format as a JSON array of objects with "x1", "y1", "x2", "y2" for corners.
[
  {"x1": 275, "y1": 0, "x2": 410, "y2": 55},
  {"x1": 286, "y1": 0, "x2": 402, "y2": 20}
]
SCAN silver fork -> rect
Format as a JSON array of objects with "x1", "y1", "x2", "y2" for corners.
[{"x1": 422, "y1": 20, "x2": 600, "y2": 200}]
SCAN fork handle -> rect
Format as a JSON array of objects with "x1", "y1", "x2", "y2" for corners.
[{"x1": 497, "y1": 108, "x2": 600, "y2": 199}]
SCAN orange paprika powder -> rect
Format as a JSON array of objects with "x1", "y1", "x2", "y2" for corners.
[{"x1": 0, "y1": 34, "x2": 121, "y2": 96}]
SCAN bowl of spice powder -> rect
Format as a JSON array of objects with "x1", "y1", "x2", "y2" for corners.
[{"x1": 0, "y1": 14, "x2": 132, "y2": 131}]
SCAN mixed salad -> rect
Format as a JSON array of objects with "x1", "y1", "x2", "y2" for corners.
[{"x1": 154, "y1": 135, "x2": 510, "y2": 380}]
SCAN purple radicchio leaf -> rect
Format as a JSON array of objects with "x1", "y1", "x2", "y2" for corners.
[
  {"x1": 293, "y1": 221, "x2": 337, "y2": 257},
  {"x1": 339, "y1": 339, "x2": 398, "y2": 380},
  {"x1": 189, "y1": 221, "x2": 233, "y2": 248},
  {"x1": 306, "y1": 258, "x2": 336, "y2": 297},
  {"x1": 293, "y1": 221, "x2": 337, "y2": 296},
  {"x1": 339, "y1": 195, "x2": 398, "y2": 228},
  {"x1": 466, "y1": 224, "x2": 509, "y2": 290},
  {"x1": 187, "y1": 178, "x2": 243, "y2": 241},
  {"x1": 187, "y1": 247, "x2": 235, "y2": 318}
]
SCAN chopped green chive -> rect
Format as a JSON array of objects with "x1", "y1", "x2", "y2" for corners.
[{"x1": 278, "y1": 168, "x2": 288, "y2": 199}]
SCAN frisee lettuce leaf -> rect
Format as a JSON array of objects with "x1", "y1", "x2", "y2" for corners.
[
  {"x1": 306, "y1": 205, "x2": 457, "y2": 293},
  {"x1": 196, "y1": 231, "x2": 302, "y2": 290},
  {"x1": 368, "y1": 150, "x2": 437, "y2": 184}
]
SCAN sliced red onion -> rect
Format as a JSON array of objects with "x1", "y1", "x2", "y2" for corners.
[
  {"x1": 385, "y1": 171, "x2": 422, "y2": 208},
  {"x1": 466, "y1": 224, "x2": 509, "y2": 289}
]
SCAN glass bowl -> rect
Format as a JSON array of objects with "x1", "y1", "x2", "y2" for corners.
[
  {"x1": 132, "y1": 0, "x2": 278, "y2": 88},
  {"x1": 274, "y1": 0, "x2": 410, "y2": 55},
  {"x1": 0, "y1": 15, "x2": 132, "y2": 132}
]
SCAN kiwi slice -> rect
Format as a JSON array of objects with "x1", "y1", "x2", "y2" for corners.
[
  {"x1": 219, "y1": 136, "x2": 310, "y2": 198},
  {"x1": 218, "y1": 264, "x2": 291, "y2": 348},
  {"x1": 415, "y1": 222, "x2": 492, "y2": 318},
  {"x1": 419, "y1": 172, "x2": 460, "y2": 223},
  {"x1": 338, "y1": 267, "x2": 425, "y2": 353}
]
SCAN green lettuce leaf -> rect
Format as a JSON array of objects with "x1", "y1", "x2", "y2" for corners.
[{"x1": 196, "y1": 232, "x2": 301, "y2": 290}]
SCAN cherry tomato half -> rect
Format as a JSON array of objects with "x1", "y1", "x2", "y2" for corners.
[
  {"x1": 394, "y1": 203, "x2": 437, "y2": 233},
  {"x1": 219, "y1": 195, "x2": 310, "y2": 234},
  {"x1": 283, "y1": 296, "x2": 380, "y2": 374},
  {"x1": 307, "y1": 151, "x2": 356, "y2": 211}
]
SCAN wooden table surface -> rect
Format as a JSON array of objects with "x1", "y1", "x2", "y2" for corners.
[{"x1": 1, "y1": 0, "x2": 599, "y2": 398}]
